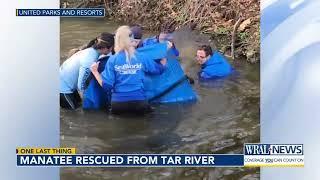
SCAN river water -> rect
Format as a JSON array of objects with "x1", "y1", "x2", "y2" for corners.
[{"x1": 60, "y1": 18, "x2": 260, "y2": 180}]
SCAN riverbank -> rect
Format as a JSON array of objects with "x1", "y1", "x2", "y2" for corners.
[{"x1": 61, "y1": 0, "x2": 260, "y2": 63}]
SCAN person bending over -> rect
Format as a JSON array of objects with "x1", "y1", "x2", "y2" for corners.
[
  {"x1": 90, "y1": 26, "x2": 172, "y2": 114},
  {"x1": 142, "y1": 23, "x2": 179, "y2": 57},
  {"x1": 60, "y1": 32, "x2": 114, "y2": 109},
  {"x1": 130, "y1": 24, "x2": 144, "y2": 49},
  {"x1": 196, "y1": 45, "x2": 233, "y2": 79}
]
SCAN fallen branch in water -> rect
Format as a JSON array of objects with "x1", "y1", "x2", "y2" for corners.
[
  {"x1": 104, "y1": 0, "x2": 109, "y2": 9},
  {"x1": 231, "y1": 18, "x2": 242, "y2": 60}
]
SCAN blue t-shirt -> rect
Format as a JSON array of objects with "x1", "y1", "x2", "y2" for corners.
[
  {"x1": 200, "y1": 51, "x2": 233, "y2": 79},
  {"x1": 60, "y1": 48, "x2": 100, "y2": 93},
  {"x1": 101, "y1": 43, "x2": 168, "y2": 102}
]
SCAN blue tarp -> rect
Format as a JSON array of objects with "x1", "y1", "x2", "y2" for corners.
[
  {"x1": 145, "y1": 53, "x2": 197, "y2": 103},
  {"x1": 82, "y1": 56, "x2": 111, "y2": 109},
  {"x1": 139, "y1": 45, "x2": 197, "y2": 103}
]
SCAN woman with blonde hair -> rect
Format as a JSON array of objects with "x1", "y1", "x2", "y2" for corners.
[{"x1": 91, "y1": 25, "x2": 171, "y2": 114}]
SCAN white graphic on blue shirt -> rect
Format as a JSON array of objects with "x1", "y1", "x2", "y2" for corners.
[{"x1": 114, "y1": 63, "x2": 142, "y2": 74}]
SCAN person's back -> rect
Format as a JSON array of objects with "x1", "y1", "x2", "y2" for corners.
[
  {"x1": 107, "y1": 52, "x2": 145, "y2": 99},
  {"x1": 103, "y1": 48, "x2": 167, "y2": 103},
  {"x1": 60, "y1": 48, "x2": 99, "y2": 93}
]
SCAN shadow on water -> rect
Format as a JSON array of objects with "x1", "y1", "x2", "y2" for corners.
[
  {"x1": 61, "y1": 103, "x2": 193, "y2": 154},
  {"x1": 60, "y1": 18, "x2": 260, "y2": 180}
]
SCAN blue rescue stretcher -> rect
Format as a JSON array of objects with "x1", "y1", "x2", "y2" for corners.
[{"x1": 144, "y1": 54, "x2": 197, "y2": 103}]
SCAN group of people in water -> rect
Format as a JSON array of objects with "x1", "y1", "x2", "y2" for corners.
[{"x1": 60, "y1": 24, "x2": 233, "y2": 114}]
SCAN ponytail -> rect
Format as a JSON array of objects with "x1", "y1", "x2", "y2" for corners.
[
  {"x1": 84, "y1": 38, "x2": 98, "y2": 49},
  {"x1": 66, "y1": 33, "x2": 114, "y2": 57},
  {"x1": 67, "y1": 37, "x2": 98, "y2": 58}
]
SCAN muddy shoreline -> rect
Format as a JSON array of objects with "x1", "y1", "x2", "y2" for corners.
[{"x1": 61, "y1": 0, "x2": 260, "y2": 63}]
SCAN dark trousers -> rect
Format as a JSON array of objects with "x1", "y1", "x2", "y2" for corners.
[
  {"x1": 60, "y1": 91, "x2": 81, "y2": 110},
  {"x1": 111, "y1": 100, "x2": 151, "y2": 115}
]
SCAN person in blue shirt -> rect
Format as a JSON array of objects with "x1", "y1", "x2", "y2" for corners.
[
  {"x1": 142, "y1": 24, "x2": 179, "y2": 57},
  {"x1": 60, "y1": 32, "x2": 114, "y2": 110},
  {"x1": 196, "y1": 45, "x2": 233, "y2": 79},
  {"x1": 90, "y1": 25, "x2": 172, "y2": 114}
]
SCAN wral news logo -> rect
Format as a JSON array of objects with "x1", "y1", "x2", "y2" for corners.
[
  {"x1": 244, "y1": 144, "x2": 304, "y2": 167},
  {"x1": 244, "y1": 144, "x2": 303, "y2": 155}
]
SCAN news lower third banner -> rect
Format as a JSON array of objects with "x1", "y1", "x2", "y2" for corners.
[
  {"x1": 16, "y1": 9, "x2": 105, "y2": 17},
  {"x1": 16, "y1": 144, "x2": 304, "y2": 167}
]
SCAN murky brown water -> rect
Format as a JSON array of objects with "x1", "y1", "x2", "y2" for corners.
[{"x1": 60, "y1": 18, "x2": 260, "y2": 180}]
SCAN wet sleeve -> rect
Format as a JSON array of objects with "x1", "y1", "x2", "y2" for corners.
[
  {"x1": 171, "y1": 44, "x2": 180, "y2": 57},
  {"x1": 77, "y1": 66, "x2": 91, "y2": 91},
  {"x1": 200, "y1": 71, "x2": 211, "y2": 79},
  {"x1": 78, "y1": 51, "x2": 98, "y2": 91},
  {"x1": 101, "y1": 57, "x2": 115, "y2": 92},
  {"x1": 141, "y1": 54, "x2": 166, "y2": 75}
]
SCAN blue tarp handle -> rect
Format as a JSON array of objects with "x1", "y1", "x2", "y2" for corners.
[{"x1": 148, "y1": 75, "x2": 188, "y2": 102}]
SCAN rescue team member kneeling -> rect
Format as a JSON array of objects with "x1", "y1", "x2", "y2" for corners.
[
  {"x1": 60, "y1": 32, "x2": 114, "y2": 109},
  {"x1": 196, "y1": 45, "x2": 233, "y2": 79},
  {"x1": 91, "y1": 26, "x2": 172, "y2": 114}
]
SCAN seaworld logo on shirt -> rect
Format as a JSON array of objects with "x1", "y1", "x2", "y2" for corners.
[{"x1": 115, "y1": 63, "x2": 142, "y2": 74}]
